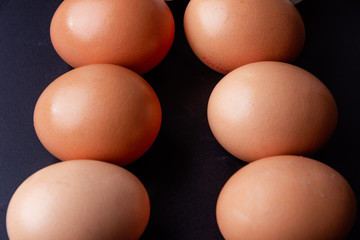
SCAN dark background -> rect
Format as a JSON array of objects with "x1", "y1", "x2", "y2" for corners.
[{"x1": 0, "y1": 0, "x2": 359, "y2": 239}]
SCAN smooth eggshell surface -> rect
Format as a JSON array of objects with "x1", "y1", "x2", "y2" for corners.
[
  {"x1": 184, "y1": 0, "x2": 305, "y2": 74},
  {"x1": 50, "y1": 0, "x2": 175, "y2": 74},
  {"x1": 34, "y1": 64, "x2": 162, "y2": 166},
  {"x1": 207, "y1": 61, "x2": 338, "y2": 162},
  {"x1": 216, "y1": 155, "x2": 357, "y2": 240},
  {"x1": 6, "y1": 160, "x2": 150, "y2": 240}
]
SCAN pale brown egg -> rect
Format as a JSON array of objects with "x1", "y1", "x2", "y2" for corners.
[
  {"x1": 207, "y1": 61, "x2": 338, "y2": 162},
  {"x1": 33, "y1": 64, "x2": 162, "y2": 166},
  {"x1": 6, "y1": 160, "x2": 150, "y2": 240},
  {"x1": 184, "y1": 0, "x2": 305, "y2": 74},
  {"x1": 216, "y1": 155, "x2": 357, "y2": 240},
  {"x1": 50, "y1": 0, "x2": 175, "y2": 74}
]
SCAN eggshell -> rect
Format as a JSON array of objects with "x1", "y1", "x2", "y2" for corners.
[
  {"x1": 6, "y1": 160, "x2": 150, "y2": 240},
  {"x1": 184, "y1": 0, "x2": 305, "y2": 74},
  {"x1": 216, "y1": 155, "x2": 357, "y2": 240},
  {"x1": 50, "y1": 0, "x2": 175, "y2": 74},
  {"x1": 33, "y1": 64, "x2": 162, "y2": 166},
  {"x1": 207, "y1": 61, "x2": 338, "y2": 162}
]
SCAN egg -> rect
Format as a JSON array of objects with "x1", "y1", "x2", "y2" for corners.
[
  {"x1": 34, "y1": 64, "x2": 162, "y2": 166},
  {"x1": 207, "y1": 61, "x2": 338, "y2": 162},
  {"x1": 6, "y1": 160, "x2": 150, "y2": 240},
  {"x1": 50, "y1": 0, "x2": 175, "y2": 74},
  {"x1": 216, "y1": 155, "x2": 357, "y2": 240},
  {"x1": 184, "y1": 0, "x2": 305, "y2": 74}
]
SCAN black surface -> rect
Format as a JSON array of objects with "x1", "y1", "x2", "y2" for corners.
[{"x1": 0, "y1": 0, "x2": 359, "y2": 239}]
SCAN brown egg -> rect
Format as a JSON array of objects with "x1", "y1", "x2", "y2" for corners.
[
  {"x1": 184, "y1": 0, "x2": 305, "y2": 74},
  {"x1": 50, "y1": 0, "x2": 175, "y2": 74},
  {"x1": 216, "y1": 155, "x2": 357, "y2": 240},
  {"x1": 6, "y1": 160, "x2": 150, "y2": 240},
  {"x1": 207, "y1": 61, "x2": 338, "y2": 162},
  {"x1": 34, "y1": 64, "x2": 162, "y2": 166}
]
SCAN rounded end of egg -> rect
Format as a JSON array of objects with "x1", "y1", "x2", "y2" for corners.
[
  {"x1": 207, "y1": 61, "x2": 338, "y2": 162},
  {"x1": 184, "y1": 0, "x2": 305, "y2": 74},
  {"x1": 216, "y1": 155, "x2": 357, "y2": 240},
  {"x1": 50, "y1": 0, "x2": 175, "y2": 74},
  {"x1": 33, "y1": 64, "x2": 162, "y2": 166},
  {"x1": 6, "y1": 160, "x2": 150, "y2": 240}
]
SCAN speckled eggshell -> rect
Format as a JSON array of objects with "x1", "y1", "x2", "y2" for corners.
[
  {"x1": 50, "y1": 0, "x2": 175, "y2": 74},
  {"x1": 33, "y1": 64, "x2": 162, "y2": 166},
  {"x1": 6, "y1": 160, "x2": 150, "y2": 240},
  {"x1": 184, "y1": 0, "x2": 305, "y2": 74},
  {"x1": 216, "y1": 155, "x2": 357, "y2": 240},
  {"x1": 207, "y1": 61, "x2": 338, "y2": 162}
]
